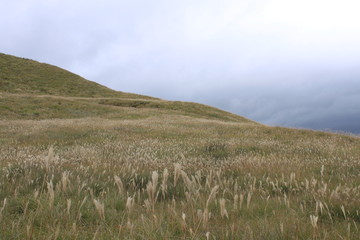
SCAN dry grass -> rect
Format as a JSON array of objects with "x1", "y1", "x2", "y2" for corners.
[
  {"x1": 0, "y1": 116, "x2": 359, "y2": 239},
  {"x1": 2, "y1": 52, "x2": 359, "y2": 239}
]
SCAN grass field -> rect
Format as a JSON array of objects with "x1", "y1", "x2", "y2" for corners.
[
  {"x1": 1, "y1": 116, "x2": 359, "y2": 239},
  {"x1": 0, "y1": 53, "x2": 359, "y2": 239}
]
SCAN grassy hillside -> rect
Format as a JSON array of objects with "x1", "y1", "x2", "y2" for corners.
[
  {"x1": 0, "y1": 53, "x2": 251, "y2": 122},
  {"x1": 0, "y1": 53, "x2": 152, "y2": 98},
  {"x1": 0, "y1": 53, "x2": 359, "y2": 239}
]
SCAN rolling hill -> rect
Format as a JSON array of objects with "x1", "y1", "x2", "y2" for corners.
[
  {"x1": 0, "y1": 53, "x2": 359, "y2": 239},
  {"x1": 0, "y1": 53, "x2": 252, "y2": 122},
  {"x1": 0, "y1": 53, "x2": 152, "y2": 98}
]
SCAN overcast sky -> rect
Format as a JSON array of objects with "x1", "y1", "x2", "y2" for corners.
[{"x1": 1, "y1": 0, "x2": 360, "y2": 133}]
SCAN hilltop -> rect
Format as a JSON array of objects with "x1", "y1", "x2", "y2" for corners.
[
  {"x1": 0, "y1": 53, "x2": 251, "y2": 122},
  {"x1": 0, "y1": 53, "x2": 359, "y2": 239},
  {"x1": 0, "y1": 53, "x2": 151, "y2": 98}
]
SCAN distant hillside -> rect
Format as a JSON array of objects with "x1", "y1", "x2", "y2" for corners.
[
  {"x1": 0, "y1": 53, "x2": 254, "y2": 123},
  {"x1": 0, "y1": 53, "x2": 153, "y2": 99}
]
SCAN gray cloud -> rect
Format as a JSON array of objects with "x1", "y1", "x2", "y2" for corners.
[{"x1": 1, "y1": 0, "x2": 360, "y2": 133}]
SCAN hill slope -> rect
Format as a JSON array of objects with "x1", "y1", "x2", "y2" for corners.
[
  {"x1": 0, "y1": 53, "x2": 359, "y2": 239},
  {"x1": 0, "y1": 53, "x2": 152, "y2": 98},
  {"x1": 0, "y1": 53, "x2": 253, "y2": 122}
]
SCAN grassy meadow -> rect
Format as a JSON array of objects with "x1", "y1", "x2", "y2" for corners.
[
  {"x1": 1, "y1": 116, "x2": 359, "y2": 239},
  {"x1": 0, "y1": 53, "x2": 360, "y2": 239}
]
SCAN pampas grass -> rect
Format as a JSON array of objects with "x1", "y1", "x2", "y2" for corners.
[
  {"x1": 93, "y1": 199, "x2": 105, "y2": 221},
  {"x1": 0, "y1": 116, "x2": 359, "y2": 239}
]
